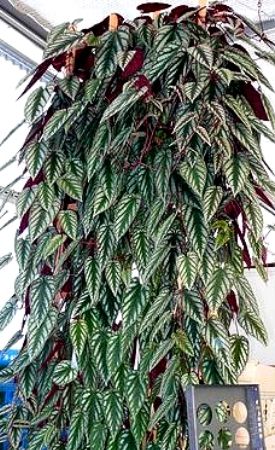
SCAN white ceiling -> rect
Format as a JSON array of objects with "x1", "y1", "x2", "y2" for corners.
[{"x1": 11, "y1": 0, "x2": 275, "y2": 29}]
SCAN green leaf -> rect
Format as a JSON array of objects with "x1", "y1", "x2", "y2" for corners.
[
  {"x1": 183, "y1": 289, "x2": 204, "y2": 324},
  {"x1": 126, "y1": 371, "x2": 146, "y2": 418},
  {"x1": 20, "y1": 362, "x2": 37, "y2": 398},
  {"x1": 28, "y1": 308, "x2": 57, "y2": 360},
  {"x1": 205, "y1": 266, "x2": 233, "y2": 311},
  {"x1": 104, "y1": 390, "x2": 123, "y2": 436},
  {"x1": 117, "y1": 430, "x2": 137, "y2": 450},
  {"x1": 30, "y1": 276, "x2": 55, "y2": 324},
  {"x1": 224, "y1": 154, "x2": 250, "y2": 196},
  {"x1": 132, "y1": 406, "x2": 149, "y2": 446},
  {"x1": 140, "y1": 288, "x2": 171, "y2": 333},
  {"x1": 203, "y1": 186, "x2": 223, "y2": 221},
  {"x1": 42, "y1": 234, "x2": 66, "y2": 259},
  {"x1": 38, "y1": 182, "x2": 55, "y2": 210},
  {"x1": 177, "y1": 252, "x2": 199, "y2": 290},
  {"x1": 183, "y1": 205, "x2": 208, "y2": 256},
  {"x1": 98, "y1": 223, "x2": 116, "y2": 268},
  {"x1": 180, "y1": 157, "x2": 207, "y2": 197},
  {"x1": 239, "y1": 310, "x2": 268, "y2": 345},
  {"x1": 29, "y1": 201, "x2": 59, "y2": 242},
  {"x1": 84, "y1": 79, "x2": 101, "y2": 103},
  {"x1": 89, "y1": 423, "x2": 107, "y2": 450},
  {"x1": 106, "y1": 333, "x2": 123, "y2": 376},
  {"x1": 95, "y1": 27, "x2": 130, "y2": 79},
  {"x1": 154, "y1": 148, "x2": 172, "y2": 198},
  {"x1": 102, "y1": 86, "x2": 147, "y2": 122},
  {"x1": 243, "y1": 200, "x2": 263, "y2": 240},
  {"x1": 160, "y1": 423, "x2": 178, "y2": 450},
  {"x1": 53, "y1": 360, "x2": 78, "y2": 386},
  {"x1": 105, "y1": 260, "x2": 122, "y2": 296},
  {"x1": 173, "y1": 330, "x2": 194, "y2": 356},
  {"x1": 0, "y1": 296, "x2": 18, "y2": 331},
  {"x1": 57, "y1": 174, "x2": 83, "y2": 201},
  {"x1": 59, "y1": 76, "x2": 80, "y2": 100},
  {"x1": 123, "y1": 279, "x2": 147, "y2": 329},
  {"x1": 67, "y1": 408, "x2": 85, "y2": 450},
  {"x1": 188, "y1": 44, "x2": 213, "y2": 69},
  {"x1": 196, "y1": 125, "x2": 211, "y2": 146},
  {"x1": 58, "y1": 210, "x2": 78, "y2": 239},
  {"x1": 70, "y1": 319, "x2": 88, "y2": 356},
  {"x1": 149, "y1": 339, "x2": 174, "y2": 371},
  {"x1": 205, "y1": 318, "x2": 230, "y2": 362},
  {"x1": 24, "y1": 86, "x2": 52, "y2": 123},
  {"x1": 93, "y1": 186, "x2": 113, "y2": 217},
  {"x1": 25, "y1": 141, "x2": 48, "y2": 179},
  {"x1": 45, "y1": 152, "x2": 64, "y2": 185},
  {"x1": 0, "y1": 253, "x2": 12, "y2": 270},
  {"x1": 133, "y1": 228, "x2": 150, "y2": 272},
  {"x1": 84, "y1": 257, "x2": 101, "y2": 304},
  {"x1": 149, "y1": 394, "x2": 176, "y2": 430},
  {"x1": 230, "y1": 335, "x2": 249, "y2": 376},
  {"x1": 16, "y1": 187, "x2": 38, "y2": 217},
  {"x1": 115, "y1": 194, "x2": 141, "y2": 240},
  {"x1": 44, "y1": 29, "x2": 82, "y2": 59}
]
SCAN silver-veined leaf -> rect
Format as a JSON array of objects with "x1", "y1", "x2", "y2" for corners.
[
  {"x1": 57, "y1": 173, "x2": 83, "y2": 201},
  {"x1": 103, "y1": 390, "x2": 123, "y2": 436},
  {"x1": 115, "y1": 194, "x2": 141, "y2": 240},
  {"x1": 177, "y1": 252, "x2": 199, "y2": 290},
  {"x1": 70, "y1": 319, "x2": 88, "y2": 356},
  {"x1": 53, "y1": 360, "x2": 78, "y2": 386},
  {"x1": 180, "y1": 156, "x2": 207, "y2": 197},
  {"x1": 205, "y1": 266, "x2": 233, "y2": 311},
  {"x1": 105, "y1": 260, "x2": 121, "y2": 296},
  {"x1": 203, "y1": 186, "x2": 223, "y2": 221},
  {"x1": 123, "y1": 279, "x2": 148, "y2": 329},
  {"x1": 58, "y1": 210, "x2": 78, "y2": 240},
  {"x1": 30, "y1": 276, "x2": 55, "y2": 324},
  {"x1": 84, "y1": 257, "x2": 101, "y2": 304},
  {"x1": 224, "y1": 154, "x2": 249, "y2": 196},
  {"x1": 28, "y1": 308, "x2": 57, "y2": 360}
]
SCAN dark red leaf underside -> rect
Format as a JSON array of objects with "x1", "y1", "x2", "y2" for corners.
[
  {"x1": 227, "y1": 290, "x2": 239, "y2": 314},
  {"x1": 242, "y1": 83, "x2": 268, "y2": 121},
  {"x1": 169, "y1": 5, "x2": 196, "y2": 21},
  {"x1": 137, "y1": 2, "x2": 171, "y2": 13},
  {"x1": 121, "y1": 49, "x2": 144, "y2": 79}
]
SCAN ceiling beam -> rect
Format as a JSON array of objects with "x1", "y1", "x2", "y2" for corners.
[{"x1": 0, "y1": 0, "x2": 47, "y2": 48}]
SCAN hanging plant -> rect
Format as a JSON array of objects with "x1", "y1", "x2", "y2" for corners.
[{"x1": 0, "y1": 2, "x2": 275, "y2": 449}]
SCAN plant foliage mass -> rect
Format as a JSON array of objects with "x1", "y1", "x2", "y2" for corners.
[{"x1": 0, "y1": 2, "x2": 275, "y2": 449}]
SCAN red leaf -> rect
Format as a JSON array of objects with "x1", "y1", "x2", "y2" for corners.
[
  {"x1": 149, "y1": 357, "x2": 167, "y2": 387},
  {"x1": 242, "y1": 247, "x2": 252, "y2": 268},
  {"x1": 19, "y1": 210, "x2": 30, "y2": 235},
  {"x1": 25, "y1": 287, "x2": 30, "y2": 315},
  {"x1": 24, "y1": 169, "x2": 44, "y2": 189},
  {"x1": 73, "y1": 47, "x2": 95, "y2": 81},
  {"x1": 262, "y1": 245, "x2": 268, "y2": 266},
  {"x1": 137, "y1": 2, "x2": 171, "y2": 13},
  {"x1": 212, "y1": 4, "x2": 234, "y2": 14},
  {"x1": 224, "y1": 200, "x2": 241, "y2": 219},
  {"x1": 18, "y1": 58, "x2": 53, "y2": 99},
  {"x1": 227, "y1": 290, "x2": 239, "y2": 314},
  {"x1": 52, "y1": 52, "x2": 67, "y2": 71},
  {"x1": 233, "y1": 220, "x2": 252, "y2": 268},
  {"x1": 242, "y1": 83, "x2": 268, "y2": 121},
  {"x1": 41, "y1": 264, "x2": 53, "y2": 276},
  {"x1": 121, "y1": 49, "x2": 144, "y2": 79},
  {"x1": 81, "y1": 14, "x2": 124, "y2": 36},
  {"x1": 169, "y1": 5, "x2": 196, "y2": 21},
  {"x1": 134, "y1": 74, "x2": 152, "y2": 97},
  {"x1": 254, "y1": 186, "x2": 275, "y2": 209}
]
